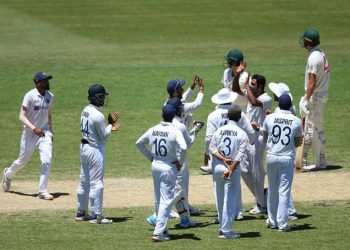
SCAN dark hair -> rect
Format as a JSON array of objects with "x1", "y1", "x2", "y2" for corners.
[
  {"x1": 252, "y1": 74, "x2": 266, "y2": 89},
  {"x1": 166, "y1": 97, "x2": 183, "y2": 115},
  {"x1": 227, "y1": 105, "x2": 242, "y2": 122}
]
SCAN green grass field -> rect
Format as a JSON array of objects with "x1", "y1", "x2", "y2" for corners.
[{"x1": 0, "y1": 0, "x2": 349, "y2": 249}]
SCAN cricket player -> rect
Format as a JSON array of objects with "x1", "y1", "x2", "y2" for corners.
[
  {"x1": 242, "y1": 73, "x2": 272, "y2": 215},
  {"x1": 136, "y1": 104, "x2": 187, "y2": 242},
  {"x1": 263, "y1": 94, "x2": 302, "y2": 232},
  {"x1": 166, "y1": 77, "x2": 204, "y2": 215},
  {"x1": 2, "y1": 72, "x2": 55, "y2": 200},
  {"x1": 200, "y1": 88, "x2": 238, "y2": 173},
  {"x1": 146, "y1": 97, "x2": 203, "y2": 228},
  {"x1": 222, "y1": 49, "x2": 250, "y2": 111},
  {"x1": 268, "y1": 82, "x2": 300, "y2": 220},
  {"x1": 76, "y1": 84, "x2": 120, "y2": 224},
  {"x1": 299, "y1": 28, "x2": 330, "y2": 171},
  {"x1": 209, "y1": 106, "x2": 248, "y2": 239}
]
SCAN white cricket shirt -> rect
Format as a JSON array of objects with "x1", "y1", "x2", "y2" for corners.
[
  {"x1": 136, "y1": 121, "x2": 187, "y2": 165},
  {"x1": 246, "y1": 93, "x2": 272, "y2": 127},
  {"x1": 80, "y1": 104, "x2": 112, "y2": 147},
  {"x1": 304, "y1": 47, "x2": 330, "y2": 97},
  {"x1": 262, "y1": 110, "x2": 302, "y2": 157},
  {"x1": 22, "y1": 88, "x2": 54, "y2": 131}
]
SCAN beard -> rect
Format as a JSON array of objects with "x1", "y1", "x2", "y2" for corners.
[{"x1": 44, "y1": 84, "x2": 50, "y2": 90}]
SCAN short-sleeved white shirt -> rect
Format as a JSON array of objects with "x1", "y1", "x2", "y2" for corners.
[
  {"x1": 80, "y1": 104, "x2": 112, "y2": 147},
  {"x1": 246, "y1": 93, "x2": 272, "y2": 127},
  {"x1": 22, "y1": 88, "x2": 54, "y2": 131},
  {"x1": 262, "y1": 110, "x2": 302, "y2": 156},
  {"x1": 136, "y1": 121, "x2": 187, "y2": 165},
  {"x1": 304, "y1": 47, "x2": 330, "y2": 97}
]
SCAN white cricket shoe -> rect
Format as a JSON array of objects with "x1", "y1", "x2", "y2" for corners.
[
  {"x1": 249, "y1": 204, "x2": 267, "y2": 215},
  {"x1": 278, "y1": 225, "x2": 291, "y2": 232},
  {"x1": 37, "y1": 191, "x2": 54, "y2": 200},
  {"x1": 266, "y1": 219, "x2": 277, "y2": 229},
  {"x1": 235, "y1": 212, "x2": 244, "y2": 221},
  {"x1": 218, "y1": 231, "x2": 240, "y2": 239},
  {"x1": 303, "y1": 164, "x2": 327, "y2": 171},
  {"x1": 89, "y1": 214, "x2": 113, "y2": 224},
  {"x1": 170, "y1": 210, "x2": 180, "y2": 218},
  {"x1": 288, "y1": 212, "x2": 299, "y2": 221},
  {"x1": 200, "y1": 165, "x2": 212, "y2": 174},
  {"x1": 2, "y1": 168, "x2": 11, "y2": 192}
]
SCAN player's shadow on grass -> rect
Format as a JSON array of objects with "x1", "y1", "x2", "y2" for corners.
[
  {"x1": 109, "y1": 217, "x2": 132, "y2": 223},
  {"x1": 296, "y1": 213, "x2": 312, "y2": 220},
  {"x1": 8, "y1": 191, "x2": 69, "y2": 199},
  {"x1": 173, "y1": 222, "x2": 212, "y2": 229},
  {"x1": 170, "y1": 233, "x2": 201, "y2": 241},
  {"x1": 326, "y1": 165, "x2": 343, "y2": 171},
  {"x1": 291, "y1": 223, "x2": 316, "y2": 231},
  {"x1": 240, "y1": 232, "x2": 261, "y2": 238}
]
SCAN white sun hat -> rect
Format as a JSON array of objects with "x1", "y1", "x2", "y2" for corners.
[
  {"x1": 211, "y1": 88, "x2": 238, "y2": 105},
  {"x1": 268, "y1": 82, "x2": 293, "y2": 101}
]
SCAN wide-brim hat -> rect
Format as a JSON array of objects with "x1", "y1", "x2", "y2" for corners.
[
  {"x1": 211, "y1": 88, "x2": 238, "y2": 105},
  {"x1": 268, "y1": 82, "x2": 293, "y2": 101}
]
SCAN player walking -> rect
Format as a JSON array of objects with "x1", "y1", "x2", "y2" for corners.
[
  {"x1": 75, "y1": 84, "x2": 120, "y2": 224},
  {"x1": 2, "y1": 72, "x2": 55, "y2": 200},
  {"x1": 136, "y1": 104, "x2": 187, "y2": 242},
  {"x1": 209, "y1": 106, "x2": 248, "y2": 239},
  {"x1": 263, "y1": 94, "x2": 302, "y2": 232},
  {"x1": 299, "y1": 28, "x2": 330, "y2": 171}
]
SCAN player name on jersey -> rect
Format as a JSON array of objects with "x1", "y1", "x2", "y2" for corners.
[
  {"x1": 273, "y1": 118, "x2": 293, "y2": 126},
  {"x1": 152, "y1": 131, "x2": 169, "y2": 137},
  {"x1": 219, "y1": 130, "x2": 238, "y2": 136},
  {"x1": 82, "y1": 111, "x2": 90, "y2": 118}
]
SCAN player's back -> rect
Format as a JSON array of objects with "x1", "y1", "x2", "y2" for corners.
[
  {"x1": 263, "y1": 110, "x2": 302, "y2": 157},
  {"x1": 147, "y1": 122, "x2": 183, "y2": 164}
]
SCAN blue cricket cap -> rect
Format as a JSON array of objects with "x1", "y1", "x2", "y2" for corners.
[
  {"x1": 33, "y1": 72, "x2": 53, "y2": 81},
  {"x1": 278, "y1": 93, "x2": 292, "y2": 110},
  {"x1": 162, "y1": 104, "x2": 176, "y2": 121},
  {"x1": 166, "y1": 97, "x2": 184, "y2": 114},
  {"x1": 167, "y1": 79, "x2": 185, "y2": 94}
]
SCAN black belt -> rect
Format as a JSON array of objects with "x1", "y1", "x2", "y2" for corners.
[{"x1": 81, "y1": 139, "x2": 89, "y2": 144}]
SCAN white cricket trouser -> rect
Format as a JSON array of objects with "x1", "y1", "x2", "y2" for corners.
[
  {"x1": 171, "y1": 161, "x2": 191, "y2": 219},
  {"x1": 152, "y1": 162, "x2": 177, "y2": 236},
  {"x1": 77, "y1": 144, "x2": 105, "y2": 215},
  {"x1": 246, "y1": 133, "x2": 266, "y2": 207},
  {"x1": 6, "y1": 129, "x2": 52, "y2": 193},
  {"x1": 266, "y1": 154, "x2": 294, "y2": 230},
  {"x1": 309, "y1": 96, "x2": 327, "y2": 166},
  {"x1": 213, "y1": 160, "x2": 241, "y2": 234}
]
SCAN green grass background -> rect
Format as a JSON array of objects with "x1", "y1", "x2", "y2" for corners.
[{"x1": 0, "y1": 0, "x2": 349, "y2": 248}]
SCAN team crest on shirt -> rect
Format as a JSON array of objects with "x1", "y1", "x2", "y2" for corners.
[{"x1": 45, "y1": 99, "x2": 50, "y2": 104}]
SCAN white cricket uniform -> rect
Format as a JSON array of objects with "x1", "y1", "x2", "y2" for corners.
[
  {"x1": 136, "y1": 122, "x2": 187, "y2": 236},
  {"x1": 235, "y1": 112, "x2": 255, "y2": 215},
  {"x1": 304, "y1": 47, "x2": 330, "y2": 167},
  {"x1": 275, "y1": 101, "x2": 297, "y2": 215},
  {"x1": 205, "y1": 104, "x2": 231, "y2": 158},
  {"x1": 263, "y1": 110, "x2": 302, "y2": 230},
  {"x1": 209, "y1": 120, "x2": 248, "y2": 234},
  {"x1": 77, "y1": 104, "x2": 113, "y2": 215},
  {"x1": 170, "y1": 117, "x2": 195, "y2": 215},
  {"x1": 5, "y1": 88, "x2": 54, "y2": 193},
  {"x1": 246, "y1": 92, "x2": 272, "y2": 208}
]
